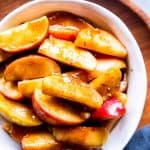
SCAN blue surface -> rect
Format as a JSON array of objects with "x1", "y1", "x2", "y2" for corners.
[{"x1": 124, "y1": 125, "x2": 150, "y2": 150}]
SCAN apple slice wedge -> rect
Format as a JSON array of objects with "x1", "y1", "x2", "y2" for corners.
[
  {"x1": 0, "y1": 93, "x2": 42, "y2": 126},
  {"x1": 42, "y1": 74, "x2": 102, "y2": 109},
  {"x1": 49, "y1": 25, "x2": 79, "y2": 41},
  {"x1": 88, "y1": 57, "x2": 126, "y2": 80},
  {"x1": 53, "y1": 126, "x2": 108, "y2": 147},
  {"x1": 0, "y1": 16, "x2": 49, "y2": 52},
  {"x1": 0, "y1": 77, "x2": 23, "y2": 101},
  {"x1": 63, "y1": 70, "x2": 88, "y2": 83},
  {"x1": 90, "y1": 68, "x2": 122, "y2": 96},
  {"x1": 22, "y1": 131, "x2": 61, "y2": 150},
  {"x1": 112, "y1": 91, "x2": 127, "y2": 106},
  {"x1": 3, "y1": 122, "x2": 43, "y2": 142},
  {"x1": 32, "y1": 89, "x2": 89, "y2": 125},
  {"x1": 75, "y1": 28, "x2": 127, "y2": 58},
  {"x1": 0, "y1": 49, "x2": 13, "y2": 63},
  {"x1": 48, "y1": 12, "x2": 93, "y2": 30},
  {"x1": 18, "y1": 78, "x2": 43, "y2": 98},
  {"x1": 91, "y1": 97, "x2": 126, "y2": 120},
  {"x1": 18, "y1": 71, "x2": 88, "y2": 99},
  {"x1": 4, "y1": 55, "x2": 61, "y2": 81},
  {"x1": 38, "y1": 36, "x2": 96, "y2": 71}
]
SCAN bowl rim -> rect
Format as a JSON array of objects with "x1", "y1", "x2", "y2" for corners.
[{"x1": 0, "y1": 0, "x2": 147, "y2": 150}]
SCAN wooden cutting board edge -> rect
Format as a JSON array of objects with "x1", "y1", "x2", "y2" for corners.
[{"x1": 120, "y1": 0, "x2": 150, "y2": 29}]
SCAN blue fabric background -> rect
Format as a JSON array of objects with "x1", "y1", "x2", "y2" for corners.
[{"x1": 124, "y1": 125, "x2": 150, "y2": 150}]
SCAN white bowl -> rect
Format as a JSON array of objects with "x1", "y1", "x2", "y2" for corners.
[{"x1": 0, "y1": 0, "x2": 147, "y2": 150}]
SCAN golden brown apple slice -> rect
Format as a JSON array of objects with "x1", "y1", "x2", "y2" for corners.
[
  {"x1": 3, "y1": 122, "x2": 28, "y2": 142},
  {"x1": 42, "y1": 74, "x2": 102, "y2": 109},
  {"x1": 18, "y1": 78, "x2": 43, "y2": 98},
  {"x1": 0, "y1": 93, "x2": 42, "y2": 126},
  {"x1": 3, "y1": 122, "x2": 43, "y2": 142},
  {"x1": 75, "y1": 28, "x2": 127, "y2": 58},
  {"x1": 49, "y1": 25, "x2": 79, "y2": 41},
  {"x1": 48, "y1": 12, "x2": 93, "y2": 30},
  {"x1": 63, "y1": 70, "x2": 88, "y2": 83},
  {"x1": 18, "y1": 71, "x2": 88, "y2": 99},
  {"x1": 38, "y1": 37, "x2": 96, "y2": 71},
  {"x1": 0, "y1": 16, "x2": 49, "y2": 52},
  {"x1": 112, "y1": 91, "x2": 127, "y2": 106},
  {"x1": 32, "y1": 89, "x2": 89, "y2": 125},
  {"x1": 22, "y1": 131, "x2": 61, "y2": 150},
  {"x1": 88, "y1": 58, "x2": 126, "y2": 80},
  {"x1": 0, "y1": 77, "x2": 23, "y2": 101},
  {"x1": 53, "y1": 126, "x2": 108, "y2": 147},
  {"x1": 0, "y1": 50, "x2": 13, "y2": 63},
  {"x1": 4, "y1": 55, "x2": 61, "y2": 81},
  {"x1": 90, "y1": 68, "x2": 122, "y2": 96}
]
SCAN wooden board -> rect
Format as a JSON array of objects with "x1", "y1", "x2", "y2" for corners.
[
  {"x1": 120, "y1": 0, "x2": 150, "y2": 29},
  {"x1": 0, "y1": 0, "x2": 150, "y2": 128}
]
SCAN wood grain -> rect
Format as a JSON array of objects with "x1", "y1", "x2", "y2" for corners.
[
  {"x1": 0, "y1": 0, "x2": 150, "y2": 128},
  {"x1": 120, "y1": 0, "x2": 150, "y2": 29}
]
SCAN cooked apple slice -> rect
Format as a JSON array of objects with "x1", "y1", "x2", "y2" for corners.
[
  {"x1": 0, "y1": 77, "x2": 23, "y2": 101},
  {"x1": 49, "y1": 25, "x2": 79, "y2": 41},
  {"x1": 53, "y1": 126, "x2": 108, "y2": 147},
  {"x1": 18, "y1": 78, "x2": 43, "y2": 98},
  {"x1": 38, "y1": 37, "x2": 96, "y2": 71},
  {"x1": 88, "y1": 58, "x2": 126, "y2": 80},
  {"x1": 49, "y1": 12, "x2": 92, "y2": 30},
  {"x1": 112, "y1": 91, "x2": 127, "y2": 106},
  {"x1": 42, "y1": 74, "x2": 102, "y2": 109},
  {"x1": 3, "y1": 122, "x2": 43, "y2": 142},
  {"x1": 91, "y1": 97, "x2": 126, "y2": 120},
  {"x1": 3, "y1": 122, "x2": 28, "y2": 142},
  {"x1": 4, "y1": 55, "x2": 61, "y2": 81},
  {"x1": 0, "y1": 16, "x2": 49, "y2": 52},
  {"x1": 32, "y1": 89, "x2": 89, "y2": 125},
  {"x1": 63, "y1": 70, "x2": 88, "y2": 83},
  {"x1": 90, "y1": 68, "x2": 122, "y2": 96},
  {"x1": 75, "y1": 28, "x2": 127, "y2": 58},
  {"x1": 0, "y1": 49, "x2": 13, "y2": 63},
  {"x1": 0, "y1": 93, "x2": 42, "y2": 126},
  {"x1": 22, "y1": 131, "x2": 61, "y2": 150}
]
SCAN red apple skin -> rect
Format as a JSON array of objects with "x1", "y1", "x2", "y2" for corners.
[
  {"x1": 92, "y1": 98, "x2": 126, "y2": 120},
  {"x1": 49, "y1": 25, "x2": 79, "y2": 41},
  {"x1": 0, "y1": 77, "x2": 23, "y2": 101},
  {"x1": 32, "y1": 89, "x2": 89, "y2": 126},
  {"x1": 32, "y1": 95, "x2": 59, "y2": 125},
  {"x1": 4, "y1": 55, "x2": 61, "y2": 81}
]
